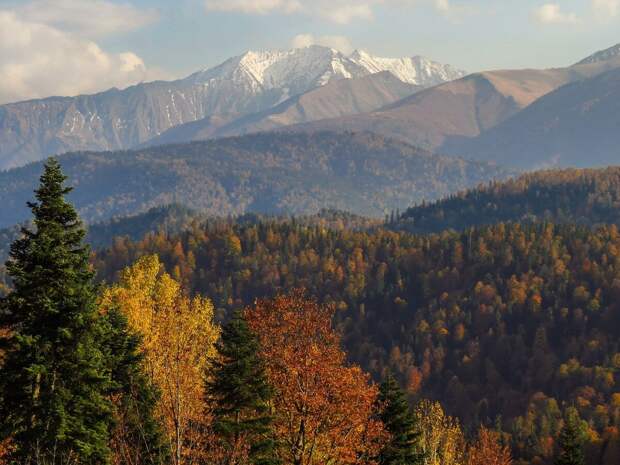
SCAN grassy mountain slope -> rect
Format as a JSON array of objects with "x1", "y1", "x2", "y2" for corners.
[
  {"x1": 282, "y1": 57, "x2": 620, "y2": 152},
  {"x1": 447, "y1": 67, "x2": 620, "y2": 169}
]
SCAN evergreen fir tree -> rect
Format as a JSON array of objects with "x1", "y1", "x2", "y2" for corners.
[
  {"x1": 206, "y1": 310, "x2": 279, "y2": 465},
  {"x1": 0, "y1": 159, "x2": 113, "y2": 464},
  {"x1": 555, "y1": 411, "x2": 585, "y2": 465},
  {"x1": 377, "y1": 374, "x2": 425, "y2": 465},
  {"x1": 98, "y1": 306, "x2": 169, "y2": 465}
]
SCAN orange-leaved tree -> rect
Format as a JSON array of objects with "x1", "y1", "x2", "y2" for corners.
[
  {"x1": 101, "y1": 255, "x2": 220, "y2": 465},
  {"x1": 246, "y1": 291, "x2": 386, "y2": 465},
  {"x1": 466, "y1": 427, "x2": 512, "y2": 465}
]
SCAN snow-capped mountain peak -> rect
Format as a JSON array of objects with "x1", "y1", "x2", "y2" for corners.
[
  {"x1": 189, "y1": 45, "x2": 366, "y2": 94},
  {"x1": 349, "y1": 49, "x2": 467, "y2": 87},
  {"x1": 0, "y1": 45, "x2": 467, "y2": 169},
  {"x1": 189, "y1": 45, "x2": 465, "y2": 93}
]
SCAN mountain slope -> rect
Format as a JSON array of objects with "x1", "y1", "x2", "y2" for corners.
[
  {"x1": 283, "y1": 54, "x2": 620, "y2": 152},
  {"x1": 392, "y1": 166, "x2": 620, "y2": 234},
  {"x1": 349, "y1": 50, "x2": 465, "y2": 87},
  {"x1": 0, "y1": 132, "x2": 506, "y2": 228},
  {"x1": 148, "y1": 72, "x2": 420, "y2": 144},
  {"x1": 0, "y1": 46, "x2": 464, "y2": 170},
  {"x1": 575, "y1": 42, "x2": 620, "y2": 65},
  {"x1": 452, "y1": 67, "x2": 620, "y2": 169}
]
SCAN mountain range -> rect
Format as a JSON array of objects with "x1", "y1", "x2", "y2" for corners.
[
  {"x1": 284, "y1": 43, "x2": 620, "y2": 167},
  {"x1": 0, "y1": 131, "x2": 506, "y2": 228},
  {"x1": 447, "y1": 65, "x2": 620, "y2": 169},
  {"x1": 1, "y1": 41, "x2": 620, "y2": 228},
  {"x1": 0, "y1": 46, "x2": 465, "y2": 170},
  {"x1": 3, "y1": 42, "x2": 620, "y2": 173}
]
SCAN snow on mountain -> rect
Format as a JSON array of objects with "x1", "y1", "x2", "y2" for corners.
[
  {"x1": 576, "y1": 43, "x2": 620, "y2": 65},
  {"x1": 0, "y1": 45, "x2": 465, "y2": 169},
  {"x1": 349, "y1": 49, "x2": 467, "y2": 87},
  {"x1": 189, "y1": 45, "x2": 466, "y2": 93},
  {"x1": 187, "y1": 46, "x2": 370, "y2": 102}
]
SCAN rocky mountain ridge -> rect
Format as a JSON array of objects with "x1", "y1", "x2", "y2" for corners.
[{"x1": 0, "y1": 45, "x2": 464, "y2": 170}]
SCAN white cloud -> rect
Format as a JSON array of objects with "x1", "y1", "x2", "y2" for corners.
[
  {"x1": 205, "y1": 0, "x2": 472, "y2": 23},
  {"x1": 206, "y1": 0, "x2": 376, "y2": 23},
  {"x1": 325, "y1": 4, "x2": 374, "y2": 23},
  {"x1": 434, "y1": 0, "x2": 452, "y2": 13},
  {"x1": 0, "y1": 10, "x2": 163, "y2": 105},
  {"x1": 532, "y1": 3, "x2": 579, "y2": 24},
  {"x1": 17, "y1": 0, "x2": 159, "y2": 38},
  {"x1": 205, "y1": 0, "x2": 302, "y2": 15},
  {"x1": 291, "y1": 34, "x2": 354, "y2": 54},
  {"x1": 592, "y1": 0, "x2": 619, "y2": 18},
  {"x1": 431, "y1": 0, "x2": 473, "y2": 21}
]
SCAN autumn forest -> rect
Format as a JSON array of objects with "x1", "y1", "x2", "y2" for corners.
[{"x1": 1, "y1": 161, "x2": 619, "y2": 465}]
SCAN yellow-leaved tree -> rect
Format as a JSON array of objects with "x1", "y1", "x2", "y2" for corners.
[
  {"x1": 414, "y1": 400, "x2": 466, "y2": 465},
  {"x1": 101, "y1": 255, "x2": 220, "y2": 465}
]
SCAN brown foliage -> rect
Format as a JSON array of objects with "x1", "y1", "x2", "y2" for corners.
[
  {"x1": 0, "y1": 438, "x2": 13, "y2": 465},
  {"x1": 246, "y1": 291, "x2": 386, "y2": 465}
]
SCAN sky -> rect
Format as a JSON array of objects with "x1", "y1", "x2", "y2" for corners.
[{"x1": 1, "y1": 0, "x2": 619, "y2": 104}]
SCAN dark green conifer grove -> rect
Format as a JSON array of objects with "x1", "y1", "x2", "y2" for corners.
[
  {"x1": 206, "y1": 311, "x2": 279, "y2": 465},
  {"x1": 377, "y1": 374, "x2": 425, "y2": 465},
  {"x1": 0, "y1": 159, "x2": 113, "y2": 464},
  {"x1": 555, "y1": 411, "x2": 585, "y2": 465},
  {"x1": 99, "y1": 306, "x2": 169, "y2": 465}
]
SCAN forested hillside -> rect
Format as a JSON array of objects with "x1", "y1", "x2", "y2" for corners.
[
  {"x1": 0, "y1": 131, "x2": 506, "y2": 228},
  {"x1": 1, "y1": 160, "x2": 519, "y2": 465},
  {"x1": 87, "y1": 219, "x2": 620, "y2": 464},
  {"x1": 0, "y1": 207, "x2": 383, "y2": 296},
  {"x1": 393, "y1": 167, "x2": 620, "y2": 234},
  {"x1": 3, "y1": 161, "x2": 620, "y2": 465}
]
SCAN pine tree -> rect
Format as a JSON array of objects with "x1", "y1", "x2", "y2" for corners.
[
  {"x1": 555, "y1": 411, "x2": 585, "y2": 465},
  {"x1": 0, "y1": 159, "x2": 113, "y2": 464},
  {"x1": 206, "y1": 310, "x2": 279, "y2": 465},
  {"x1": 378, "y1": 374, "x2": 425, "y2": 465},
  {"x1": 98, "y1": 306, "x2": 169, "y2": 465}
]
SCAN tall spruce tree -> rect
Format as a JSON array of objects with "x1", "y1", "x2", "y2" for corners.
[
  {"x1": 0, "y1": 159, "x2": 113, "y2": 464},
  {"x1": 555, "y1": 411, "x2": 585, "y2": 465},
  {"x1": 206, "y1": 310, "x2": 279, "y2": 465},
  {"x1": 377, "y1": 374, "x2": 425, "y2": 465},
  {"x1": 98, "y1": 306, "x2": 169, "y2": 465}
]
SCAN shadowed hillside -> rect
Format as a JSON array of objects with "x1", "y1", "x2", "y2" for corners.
[{"x1": 0, "y1": 131, "x2": 507, "y2": 228}]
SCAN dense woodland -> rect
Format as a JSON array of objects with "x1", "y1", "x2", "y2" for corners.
[
  {"x1": 87, "y1": 216, "x2": 620, "y2": 464},
  {"x1": 3, "y1": 161, "x2": 620, "y2": 465},
  {"x1": 0, "y1": 131, "x2": 506, "y2": 228},
  {"x1": 394, "y1": 168, "x2": 620, "y2": 234},
  {"x1": 0, "y1": 161, "x2": 521, "y2": 465}
]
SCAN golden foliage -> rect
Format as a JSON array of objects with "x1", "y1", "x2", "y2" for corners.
[
  {"x1": 101, "y1": 255, "x2": 220, "y2": 465},
  {"x1": 414, "y1": 400, "x2": 466, "y2": 465}
]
